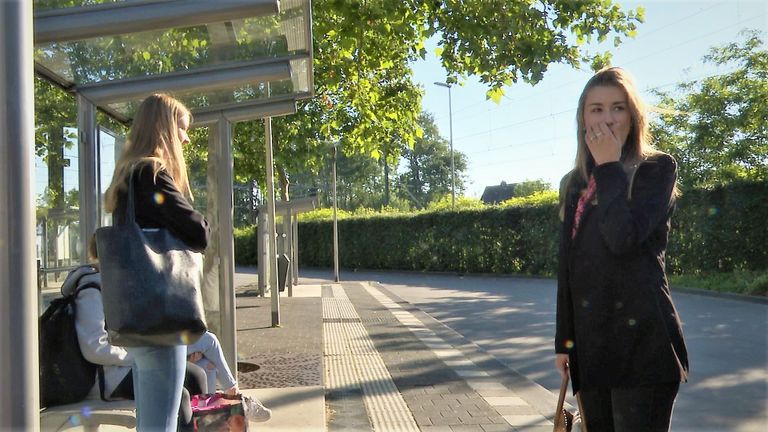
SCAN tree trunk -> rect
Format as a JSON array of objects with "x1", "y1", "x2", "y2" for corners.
[{"x1": 276, "y1": 164, "x2": 290, "y2": 201}]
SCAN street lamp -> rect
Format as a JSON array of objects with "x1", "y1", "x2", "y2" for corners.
[{"x1": 434, "y1": 81, "x2": 455, "y2": 210}]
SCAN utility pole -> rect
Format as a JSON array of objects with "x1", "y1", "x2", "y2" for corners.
[{"x1": 434, "y1": 81, "x2": 455, "y2": 209}]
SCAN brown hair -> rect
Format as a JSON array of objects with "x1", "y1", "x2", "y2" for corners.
[
  {"x1": 87, "y1": 233, "x2": 98, "y2": 262},
  {"x1": 104, "y1": 94, "x2": 193, "y2": 212},
  {"x1": 572, "y1": 67, "x2": 660, "y2": 185}
]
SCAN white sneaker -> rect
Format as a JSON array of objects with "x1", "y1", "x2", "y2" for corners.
[{"x1": 242, "y1": 395, "x2": 272, "y2": 423}]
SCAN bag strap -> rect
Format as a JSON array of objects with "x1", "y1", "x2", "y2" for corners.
[
  {"x1": 555, "y1": 374, "x2": 568, "y2": 419},
  {"x1": 125, "y1": 165, "x2": 138, "y2": 225},
  {"x1": 74, "y1": 281, "x2": 101, "y2": 296}
]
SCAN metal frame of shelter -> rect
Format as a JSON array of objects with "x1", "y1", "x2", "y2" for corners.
[{"x1": 1, "y1": 0, "x2": 313, "y2": 428}]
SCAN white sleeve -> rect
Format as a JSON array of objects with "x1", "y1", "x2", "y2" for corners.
[{"x1": 74, "y1": 288, "x2": 134, "y2": 366}]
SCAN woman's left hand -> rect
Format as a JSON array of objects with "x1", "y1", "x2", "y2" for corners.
[{"x1": 586, "y1": 122, "x2": 622, "y2": 165}]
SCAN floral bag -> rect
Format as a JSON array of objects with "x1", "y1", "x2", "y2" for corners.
[{"x1": 190, "y1": 393, "x2": 248, "y2": 432}]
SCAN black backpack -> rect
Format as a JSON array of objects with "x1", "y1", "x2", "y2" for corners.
[{"x1": 39, "y1": 269, "x2": 103, "y2": 408}]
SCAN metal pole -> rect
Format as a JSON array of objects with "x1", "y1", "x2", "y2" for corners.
[
  {"x1": 215, "y1": 115, "x2": 238, "y2": 374},
  {"x1": 291, "y1": 213, "x2": 299, "y2": 285},
  {"x1": 77, "y1": 95, "x2": 99, "y2": 262},
  {"x1": 448, "y1": 85, "x2": 455, "y2": 210},
  {"x1": 257, "y1": 209, "x2": 267, "y2": 297},
  {"x1": 265, "y1": 117, "x2": 280, "y2": 326},
  {"x1": 0, "y1": 0, "x2": 39, "y2": 429},
  {"x1": 332, "y1": 145, "x2": 340, "y2": 282},
  {"x1": 285, "y1": 208, "x2": 293, "y2": 297}
]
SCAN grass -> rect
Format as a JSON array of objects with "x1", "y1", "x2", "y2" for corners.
[{"x1": 670, "y1": 270, "x2": 768, "y2": 297}]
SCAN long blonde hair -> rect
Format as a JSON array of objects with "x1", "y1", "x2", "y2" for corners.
[
  {"x1": 572, "y1": 67, "x2": 660, "y2": 185},
  {"x1": 104, "y1": 94, "x2": 193, "y2": 212}
]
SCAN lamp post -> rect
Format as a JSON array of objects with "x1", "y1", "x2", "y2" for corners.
[{"x1": 434, "y1": 81, "x2": 455, "y2": 210}]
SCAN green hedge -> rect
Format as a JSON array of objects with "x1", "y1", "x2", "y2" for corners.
[
  {"x1": 298, "y1": 205, "x2": 559, "y2": 275},
  {"x1": 235, "y1": 180, "x2": 768, "y2": 277},
  {"x1": 668, "y1": 181, "x2": 768, "y2": 274}
]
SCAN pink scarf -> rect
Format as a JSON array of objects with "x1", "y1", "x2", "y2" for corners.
[{"x1": 571, "y1": 175, "x2": 597, "y2": 239}]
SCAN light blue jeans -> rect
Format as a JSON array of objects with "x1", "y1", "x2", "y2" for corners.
[
  {"x1": 128, "y1": 345, "x2": 186, "y2": 432},
  {"x1": 187, "y1": 331, "x2": 237, "y2": 392}
]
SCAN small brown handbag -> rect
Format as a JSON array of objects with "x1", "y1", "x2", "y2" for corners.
[{"x1": 553, "y1": 374, "x2": 587, "y2": 432}]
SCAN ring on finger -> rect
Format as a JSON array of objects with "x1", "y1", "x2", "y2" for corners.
[{"x1": 595, "y1": 132, "x2": 603, "y2": 137}]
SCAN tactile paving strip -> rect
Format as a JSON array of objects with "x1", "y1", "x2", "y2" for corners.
[{"x1": 323, "y1": 284, "x2": 419, "y2": 432}]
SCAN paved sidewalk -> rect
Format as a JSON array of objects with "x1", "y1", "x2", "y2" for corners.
[
  {"x1": 235, "y1": 277, "x2": 565, "y2": 432},
  {"x1": 42, "y1": 273, "x2": 567, "y2": 431}
]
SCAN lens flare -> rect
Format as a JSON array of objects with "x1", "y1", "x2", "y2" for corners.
[
  {"x1": 153, "y1": 192, "x2": 166, "y2": 205},
  {"x1": 707, "y1": 207, "x2": 719, "y2": 216},
  {"x1": 565, "y1": 340, "x2": 575, "y2": 349},
  {"x1": 180, "y1": 331, "x2": 193, "y2": 344},
  {"x1": 628, "y1": 318, "x2": 637, "y2": 327},
  {"x1": 67, "y1": 414, "x2": 82, "y2": 426}
]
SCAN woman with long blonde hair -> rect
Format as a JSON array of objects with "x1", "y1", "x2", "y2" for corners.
[
  {"x1": 104, "y1": 93, "x2": 209, "y2": 431},
  {"x1": 555, "y1": 68, "x2": 688, "y2": 431}
]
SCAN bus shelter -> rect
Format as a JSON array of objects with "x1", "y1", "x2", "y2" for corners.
[{"x1": 1, "y1": 0, "x2": 314, "y2": 428}]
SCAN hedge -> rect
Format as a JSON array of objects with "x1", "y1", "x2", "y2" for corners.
[{"x1": 235, "y1": 180, "x2": 768, "y2": 277}]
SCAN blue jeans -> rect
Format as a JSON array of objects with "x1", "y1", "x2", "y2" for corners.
[
  {"x1": 187, "y1": 331, "x2": 237, "y2": 392},
  {"x1": 128, "y1": 345, "x2": 187, "y2": 431}
]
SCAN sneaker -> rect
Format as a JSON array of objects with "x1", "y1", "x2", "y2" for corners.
[{"x1": 242, "y1": 395, "x2": 272, "y2": 423}]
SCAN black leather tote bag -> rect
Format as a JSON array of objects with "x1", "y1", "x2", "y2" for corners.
[{"x1": 95, "y1": 169, "x2": 207, "y2": 347}]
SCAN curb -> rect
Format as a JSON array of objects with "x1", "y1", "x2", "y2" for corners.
[
  {"x1": 671, "y1": 285, "x2": 768, "y2": 305},
  {"x1": 298, "y1": 266, "x2": 768, "y2": 305}
]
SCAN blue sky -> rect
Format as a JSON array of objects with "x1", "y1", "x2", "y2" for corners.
[{"x1": 411, "y1": 0, "x2": 767, "y2": 198}]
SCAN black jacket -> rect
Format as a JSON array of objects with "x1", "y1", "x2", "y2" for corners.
[
  {"x1": 114, "y1": 164, "x2": 209, "y2": 252},
  {"x1": 556, "y1": 153, "x2": 688, "y2": 393}
]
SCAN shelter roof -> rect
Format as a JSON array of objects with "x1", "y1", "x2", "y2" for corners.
[{"x1": 33, "y1": 0, "x2": 313, "y2": 123}]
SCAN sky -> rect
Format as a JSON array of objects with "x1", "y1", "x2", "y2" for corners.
[{"x1": 411, "y1": 0, "x2": 767, "y2": 198}]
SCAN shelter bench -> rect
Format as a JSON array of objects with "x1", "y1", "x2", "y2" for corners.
[{"x1": 40, "y1": 399, "x2": 136, "y2": 431}]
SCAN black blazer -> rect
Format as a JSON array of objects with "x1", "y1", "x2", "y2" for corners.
[
  {"x1": 114, "y1": 164, "x2": 209, "y2": 252},
  {"x1": 556, "y1": 153, "x2": 688, "y2": 393}
]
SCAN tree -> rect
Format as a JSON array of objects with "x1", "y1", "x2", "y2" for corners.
[
  {"x1": 652, "y1": 30, "x2": 767, "y2": 189},
  {"x1": 512, "y1": 179, "x2": 552, "y2": 197},
  {"x1": 226, "y1": 0, "x2": 643, "y2": 199},
  {"x1": 395, "y1": 112, "x2": 468, "y2": 209},
  {"x1": 34, "y1": 0, "x2": 644, "y2": 206}
]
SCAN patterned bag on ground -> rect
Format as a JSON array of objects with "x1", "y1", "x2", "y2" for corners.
[
  {"x1": 553, "y1": 374, "x2": 586, "y2": 432},
  {"x1": 190, "y1": 393, "x2": 248, "y2": 432}
]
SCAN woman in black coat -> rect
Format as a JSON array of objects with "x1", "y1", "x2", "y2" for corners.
[
  {"x1": 103, "y1": 94, "x2": 209, "y2": 431},
  {"x1": 555, "y1": 67, "x2": 688, "y2": 431}
]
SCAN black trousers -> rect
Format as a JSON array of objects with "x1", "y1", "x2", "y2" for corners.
[{"x1": 578, "y1": 382, "x2": 680, "y2": 432}]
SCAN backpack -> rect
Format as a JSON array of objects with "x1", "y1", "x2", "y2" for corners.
[{"x1": 39, "y1": 266, "x2": 103, "y2": 408}]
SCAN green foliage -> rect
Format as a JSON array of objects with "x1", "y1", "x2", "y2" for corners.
[
  {"x1": 396, "y1": 112, "x2": 469, "y2": 209},
  {"x1": 298, "y1": 207, "x2": 353, "y2": 222},
  {"x1": 670, "y1": 270, "x2": 768, "y2": 296},
  {"x1": 652, "y1": 30, "x2": 768, "y2": 189},
  {"x1": 510, "y1": 179, "x2": 553, "y2": 198},
  {"x1": 426, "y1": 195, "x2": 485, "y2": 212},
  {"x1": 234, "y1": 181, "x2": 766, "y2": 294},
  {"x1": 219, "y1": 0, "x2": 644, "y2": 196},
  {"x1": 233, "y1": 225, "x2": 258, "y2": 266},
  {"x1": 501, "y1": 190, "x2": 558, "y2": 207},
  {"x1": 296, "y1": 204, "x2": 560, "y2": 275},
  {"x1": 667, "y1": 180, "x2": 768, "y2": 275}
]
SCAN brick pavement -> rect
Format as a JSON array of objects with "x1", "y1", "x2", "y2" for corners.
[
  {"x1": 234, "y1": 289, "x2": 323, "y2": 389},
  {"x1": 233, "y1": 280, "x2": 561, "y2": 431},
  {"x1": 339, "y1": 281, "x2": 559, "y2": 432}
]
